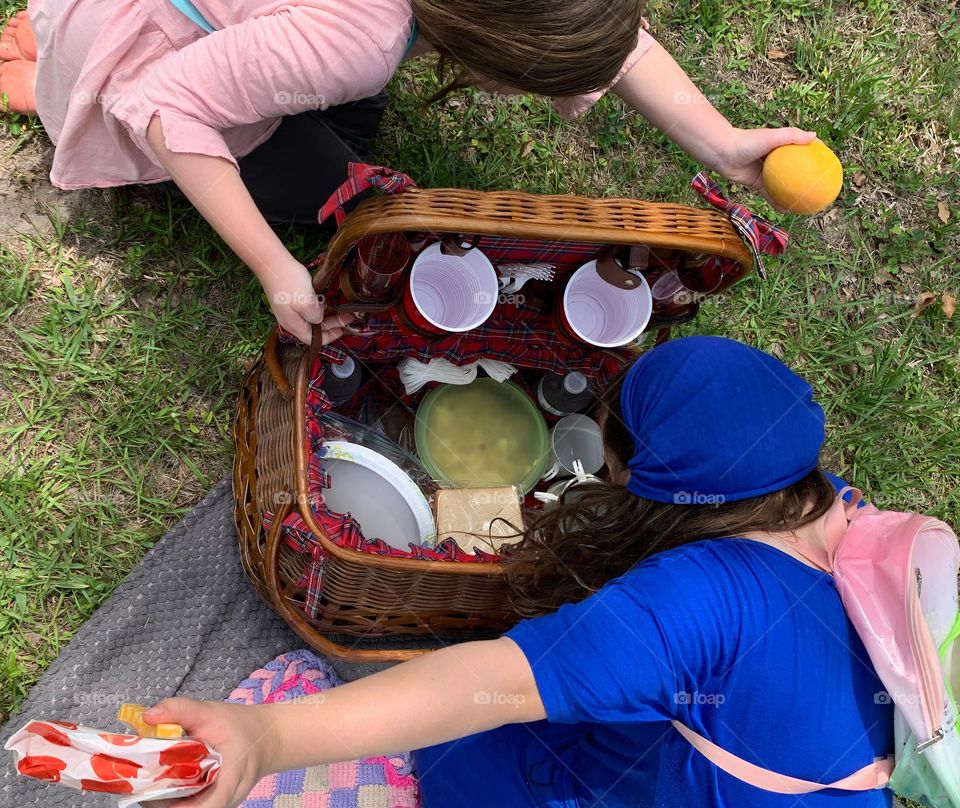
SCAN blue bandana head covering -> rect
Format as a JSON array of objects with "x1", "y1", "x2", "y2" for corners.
[{"x1": 619, "y1": 336, "x2": 824, "y2": 504}]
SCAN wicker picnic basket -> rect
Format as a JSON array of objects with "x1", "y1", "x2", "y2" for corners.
[{"x1": 234, "y1": 182, "x2": 755, "y2": 662}]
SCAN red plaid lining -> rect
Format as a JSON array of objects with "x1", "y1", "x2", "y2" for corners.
[
  {"x1": 318, "y1": 163, "x2": 417, "y2": 227},
  {"x1": 317, "y1": 306, "x2": 624, "y2": 378}
]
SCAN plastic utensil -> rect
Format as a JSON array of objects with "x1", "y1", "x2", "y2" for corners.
[{"x1": 497, "y1": 263, "x2": 556, "y2": 293}]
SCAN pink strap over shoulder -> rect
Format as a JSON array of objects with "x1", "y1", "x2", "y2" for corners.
[
  {"x1": 789, "y1": 487, "x2": 866, "y2": 573},
  {"x1": 673, "y1": 487, "x2": 897, "y2": 794},
  {"x1": 672, "y1": 722, "x2": 893, "y2": 794}
]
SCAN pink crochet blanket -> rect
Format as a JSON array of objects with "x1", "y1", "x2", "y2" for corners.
[{"x1": 227, "y1": 650, "x2": 420, "y2": 807}]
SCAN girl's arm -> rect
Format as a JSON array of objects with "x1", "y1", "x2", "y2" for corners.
[
  {"x1": 147, "y1": 638, "x2": 543, "y2": 808},
  {"x1": 146, "y1": 116, "x2": 336, "y2": 345},
  {"x1": 126, "y1": 6, "x2": 401, "y2": 343},
  {"x1": 612, "y1": 40, "x2": 816, "y2": 201}
]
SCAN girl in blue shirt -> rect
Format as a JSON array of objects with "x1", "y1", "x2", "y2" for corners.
[{"x1": 149, "y1": 336, "x2": 894, "y2": 808}]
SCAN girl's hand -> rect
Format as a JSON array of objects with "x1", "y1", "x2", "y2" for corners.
[
  {"x1": 260, "y1": 261, "x2": 324, "y2": 344},
  {"x1": 260, "y1": 261, "x2": 353, "y2": 345},
  {"x1": 145, "y1": 697, "x2": 277, "y2": 808},
  {"x1": 715, "y1": 127, "x2": 818, "y2": 209}
]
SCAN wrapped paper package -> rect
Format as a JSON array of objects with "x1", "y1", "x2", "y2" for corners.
[
  {"x1": 435, "y1": 486, "x2": 525, "y2": 554},
  {"x1": 4, "y1": 719, "x2": 221, "y2": 807}
]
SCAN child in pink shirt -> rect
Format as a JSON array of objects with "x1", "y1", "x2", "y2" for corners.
[{"x1": 0, "y1": 0, "x2": 816, "y2": 344}]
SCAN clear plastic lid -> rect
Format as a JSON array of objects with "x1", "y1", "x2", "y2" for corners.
[
  {"x1": 563, "y1": 371, "x2": 588, "y2": 395},
  {"x1": 330, "y1": 356, "x2": 356, "y2": 379},
  {"x1": 415, "y1": 378, "x2": 549, "y2": 493}
]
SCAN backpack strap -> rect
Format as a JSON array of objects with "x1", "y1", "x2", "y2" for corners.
[
  {"x1": 672, "y1": 722, "x2": 893, "y2": 794},
  {"x1": 784, "y1": 487, "x2": 867, "y2": 573},
  {"x1": 837, "y1": 485, "x2": 864, "y2": 514}
]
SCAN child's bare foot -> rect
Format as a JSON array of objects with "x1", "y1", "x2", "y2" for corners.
[
  {"x1": 0, "y1": 59, "x2": 36, "y2": 114},
  {"x1": 0, "y1": 11, "x2": 37, "y2": 62}
]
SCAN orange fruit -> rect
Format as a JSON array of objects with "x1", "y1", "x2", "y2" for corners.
[{"x1": 762, "y1": 139, "x2": 843, "y2": 214}]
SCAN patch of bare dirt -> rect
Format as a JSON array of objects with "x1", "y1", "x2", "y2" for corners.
[{"x1": 0, "y1": 133, "x2": 116, "y2": 253}]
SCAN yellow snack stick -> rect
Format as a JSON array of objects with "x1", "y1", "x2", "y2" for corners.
[{"x1": 117, "y1": 703, "x2": 184, "y2": 739}]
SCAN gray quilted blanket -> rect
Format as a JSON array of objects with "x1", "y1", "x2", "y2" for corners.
[{"x1": 0, "y1": 480, "x2": 398, "y2": 806}]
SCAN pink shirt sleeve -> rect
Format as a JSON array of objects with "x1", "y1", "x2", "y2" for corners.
[{"x1": 115, "y1": 5, "x2": 410, "y2": 168}]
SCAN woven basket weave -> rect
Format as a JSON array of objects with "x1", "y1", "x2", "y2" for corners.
[{"x1": 234, "y1": 187, "x2": 754, "y2": 662}]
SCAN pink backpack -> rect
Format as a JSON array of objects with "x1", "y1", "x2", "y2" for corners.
[{"x1": 675, "y1": 489, "x2": 960, "y2": 806}]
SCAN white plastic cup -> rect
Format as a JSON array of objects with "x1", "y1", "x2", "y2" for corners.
[
  {"x1": 403, "y1": 243, "x2": 498, "y2": 333},
  {"x1": 560, "y1": 260, "x2": 653, "y2": 348},
  {"x1": 542, "y1": 414, "x2": 605, "y2": 481}
]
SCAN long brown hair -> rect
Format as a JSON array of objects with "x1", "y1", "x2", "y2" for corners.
[
  {"x1": 504, "y1": 368, "x2": 837, "y2": 617},
  {"x1": 410, "y1": 0, "x2": 645, "y2": 100}
]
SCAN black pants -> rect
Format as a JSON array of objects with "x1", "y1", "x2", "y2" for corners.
[{"x1": 162, "y1": 91, "x2": 390, "y2": 226}]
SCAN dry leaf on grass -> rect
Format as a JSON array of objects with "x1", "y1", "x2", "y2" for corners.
[
  {"x1": 911, "y1": 292, "x2": 938, "y2": 317},
  {"x1": 766, "y1": 49, "x2": 789, "y2": 60},
  {"x1": 820, "y1": 207, "x2": 842, "y2": 225},
  {"x1": 943, "y1": 293, "x2": 956, "y2": 319},
  {"x1": 938, "y1": 200, "x2": 951, "y2": 224},
  {"x1": 852, "y1": 173, "x2": 867, "y2": 190}
]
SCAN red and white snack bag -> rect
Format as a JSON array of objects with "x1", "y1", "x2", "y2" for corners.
[{"x1": 4, "y1": 719, "x2": 221, "y2": 806}]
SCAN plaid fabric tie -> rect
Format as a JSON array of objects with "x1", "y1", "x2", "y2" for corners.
[
  {"x1": 691, "y1": 171, "x2": 789, "y2": 280},
  {"x1": 318, "y1": 162, "x2": 418, "y2": 226}
]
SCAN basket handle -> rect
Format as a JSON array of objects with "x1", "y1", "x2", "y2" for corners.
[
  {"x1": 305, "y1": 322, "x2": 326, "y2": 379},
  {"x1": 264, "y1": 327, "x2": 295, "y2": 400},
  {"x1": 269, "y1": 323, "x2": 329, "y2": 400},
  {"x1": 261, "y1": 319, "x2": 354, "y2": 402},
  {"x1": 264, "y1": 490, "x2": 429, "y2": 663}
]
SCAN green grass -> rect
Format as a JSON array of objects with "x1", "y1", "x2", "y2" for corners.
[{"x1": 1, "y1": 0, "x2": 958, "y2": 742}]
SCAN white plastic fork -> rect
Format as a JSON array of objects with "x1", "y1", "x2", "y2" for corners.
[{"x1": 497, "y1": 263, "x2": 556, "y2": 294}]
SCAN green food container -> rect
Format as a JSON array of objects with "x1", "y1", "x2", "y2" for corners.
[{"x1": 415, "y1": 378, "x2": 550, "y2": 493}]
